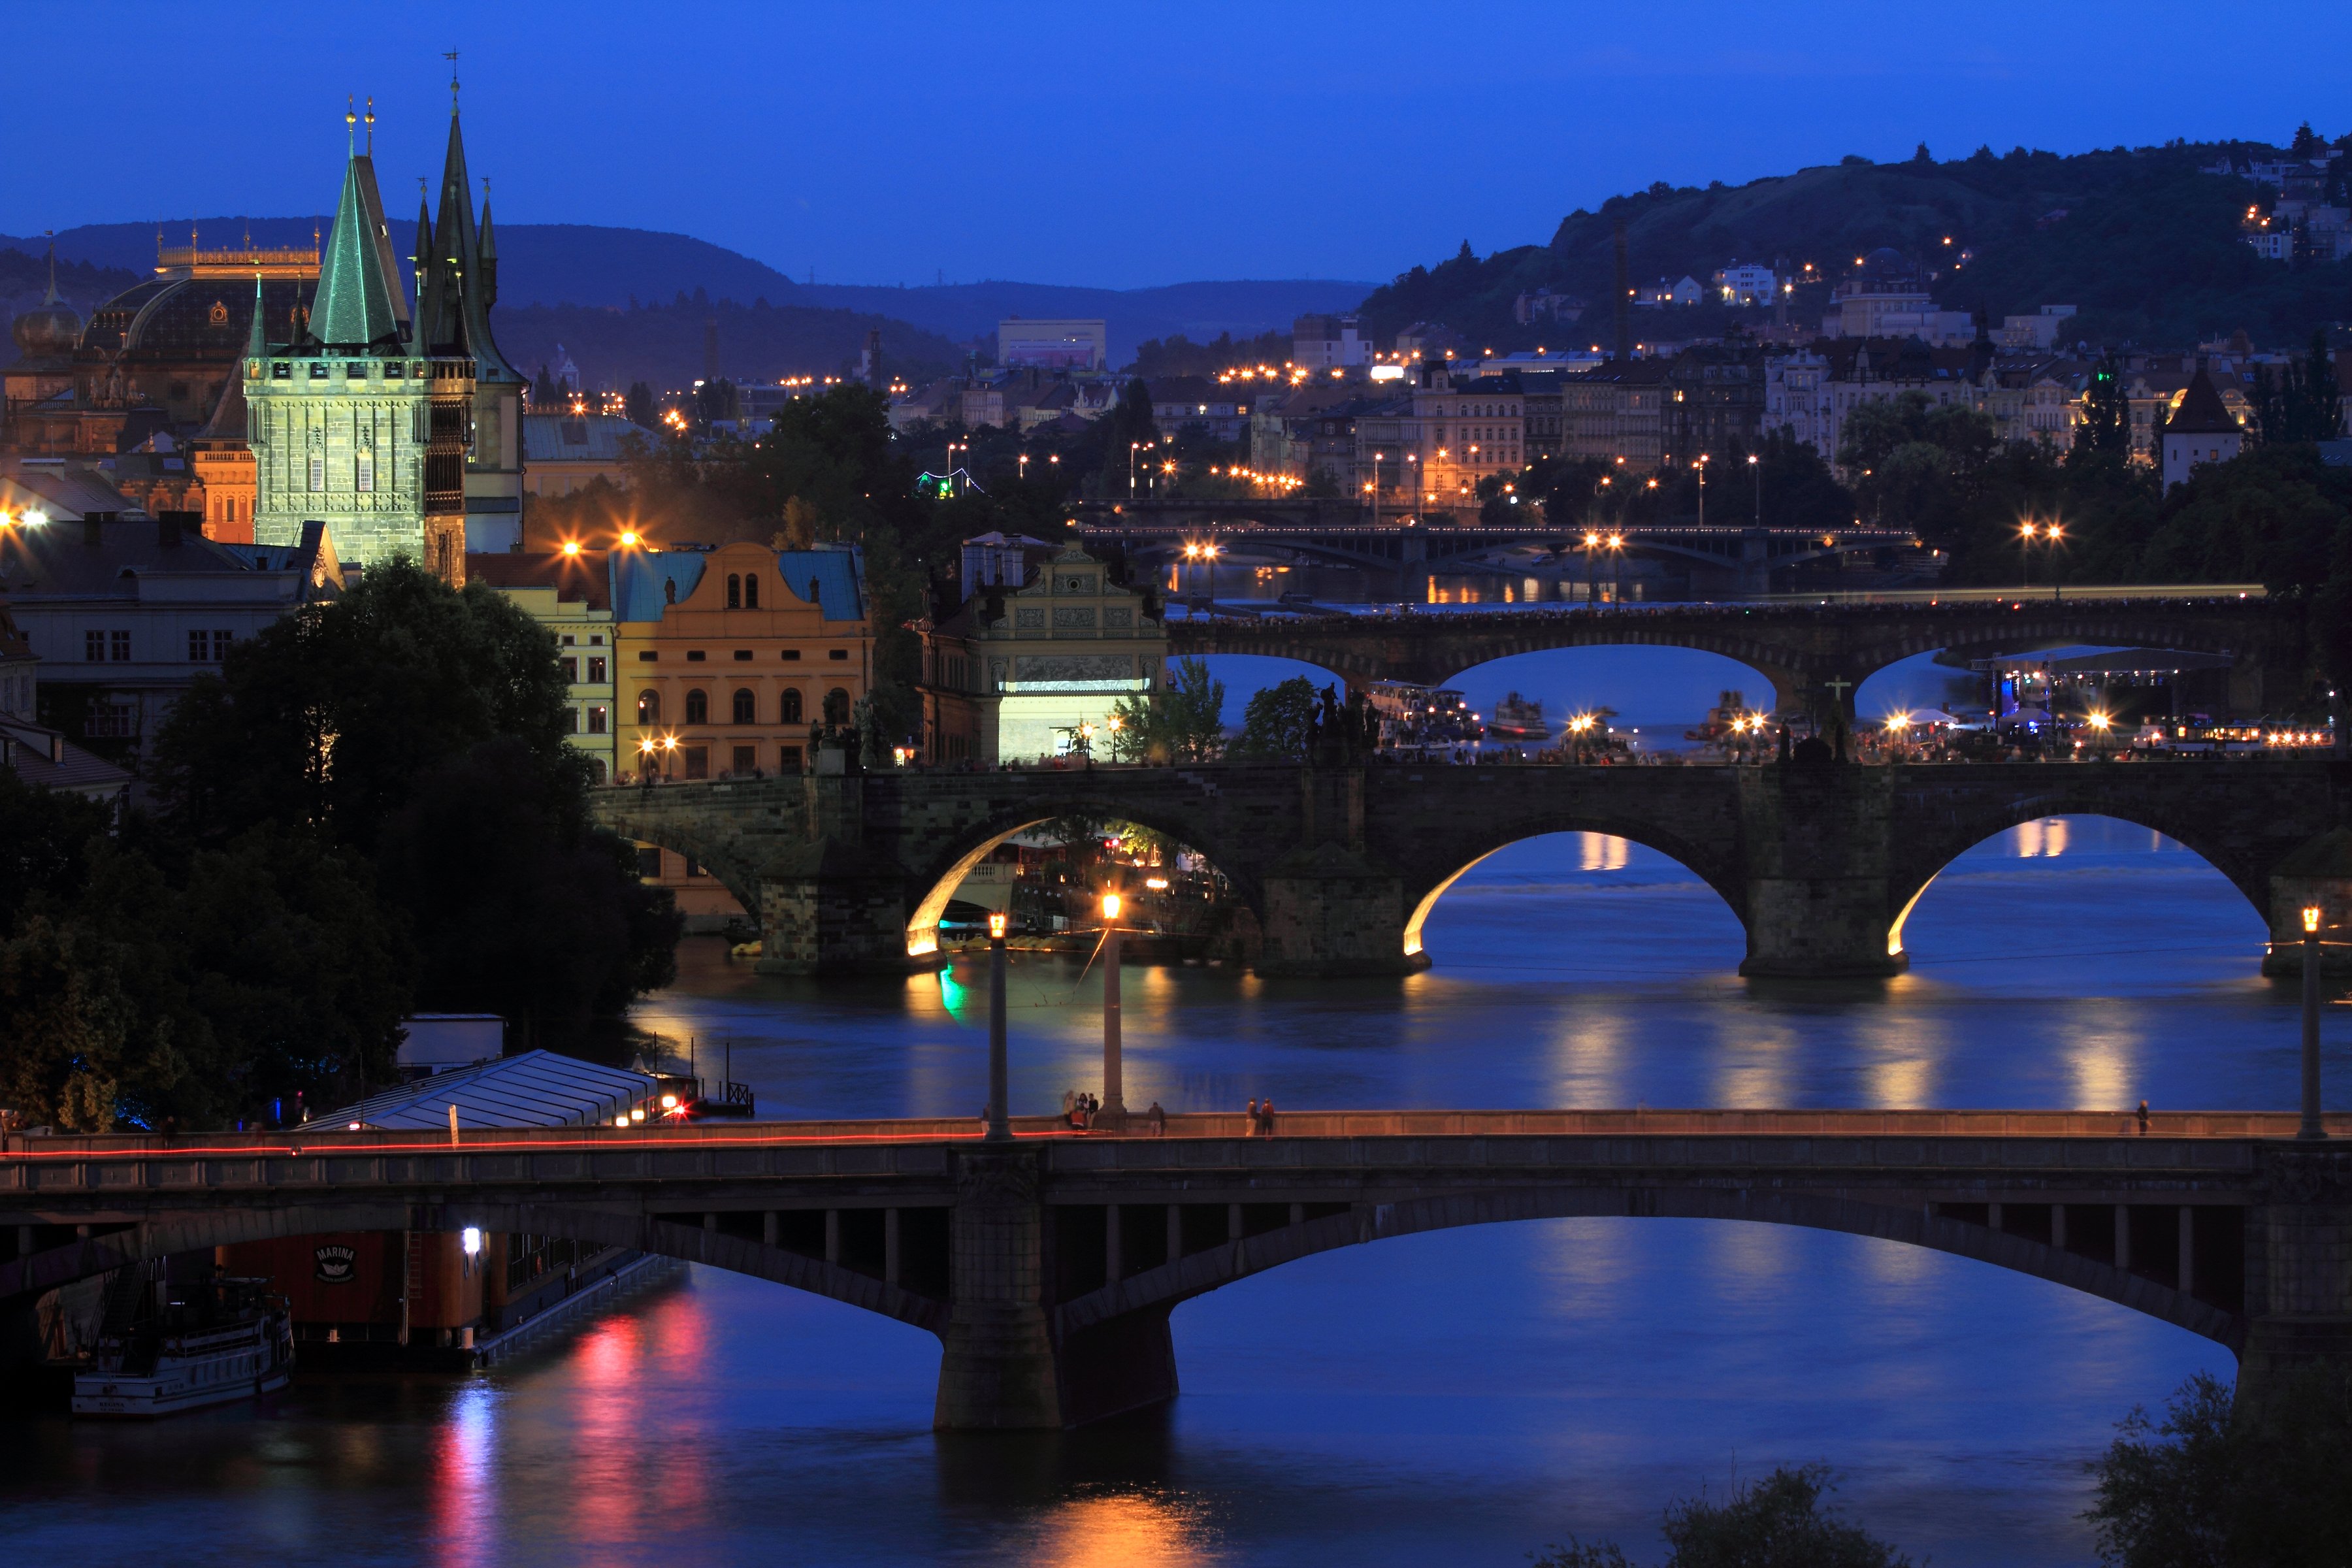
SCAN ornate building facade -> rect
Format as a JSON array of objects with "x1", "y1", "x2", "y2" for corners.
[{"x1": 247, "y1": 137, "x2": 473, "y2": 582}]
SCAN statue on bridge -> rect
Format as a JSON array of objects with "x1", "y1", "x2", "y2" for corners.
[{"x1": 1307, "y1": 685, "x2": 1380, "y2": 766}]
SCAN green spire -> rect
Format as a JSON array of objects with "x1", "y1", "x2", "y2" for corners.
[
  {"x1": 246, "y1": 273, "x2": 267, "y2": 355},
  {"x1": 310, "y1": 150, "x2": 404, "y2": 351}
]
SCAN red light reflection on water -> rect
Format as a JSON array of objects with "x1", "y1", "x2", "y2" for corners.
[
  {"x1": 553, "y1": 1288, "x2": 714, "y2": 1546},
  {"x1": 429, "y1": 1384, "x2": 497, "y2": 1568}
]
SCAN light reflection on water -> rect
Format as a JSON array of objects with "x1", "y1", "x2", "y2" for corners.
[{"x1": 4, "y1": 818, "x2": 2344, "y2": 1568}]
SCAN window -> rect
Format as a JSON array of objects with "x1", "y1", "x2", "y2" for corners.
[
  {"x1": 686, "y1": 649, "x2": 706, "y2": 662},
  {"x1": 684, "y1": 689, "x2": 708, "y2": 725},
  {"x1": 355, "y1": 448, "x2": 374, "y2": 492},
  {"x1": 683, "y1": 746, "x2": 708, "y2": 780},
  {"x1": 779, "y1": 687, "x2": 804, "y2": 723},
  {"x1": 308, "y1": 450, "x2": 325, "y2": 491},
  {"x1": 636, "y1": 690, "x2": 660, "y2": 725},
  {"x1": 587, "y1": 657, "x2": 606, "y2": 683},
  {"x1": 777, "y1": 745, "x2": 803, "y2": 774},
  {"x1": 188, "y1": 630, "x2": 209, "y2": 662},
  {"x1": 828, "y1": 647, "x2": 849, "y2": 661},
  {"x1": 561, "y1": 657, "x2": 579, "y2": 683},
  {"x1": 733, "y1": 649, "x2": 753, "y2": 661},
  {"x1": 780, "y1": 648, "x2": 802, "y2": 661},
  {"x1": 111, "y1": 631, "x2": 131, "y2": 662},
  {"x1": 85, "y1": 704, "x2": 136, "y2": 739},
  {"x1": 636, "y1": 847, "x2": 664, "y2": 878},
  {"x1": 743, "y1": 574, "x2": 759, "y2": 608},
  {"x1": 590, "y1": 634, "x2": 604, "y2": 646},
  {"x1": 731, "y1": 688, "x2": 755, "y2": 723},
  {"x1": 86, "y1": 631, "x2": 105, "y2": 662},
  {"x1": 823, "y1": 687, "x2": 850, "y2": 725},
  {"x1": 561, "y1": 634, "x2": 576, "y2": 647},
  {"x1": 586, "y1": 705, "x2": 608, "y2": 734},
  {"x1": 732, "y1": 745, "x2": 757, "y2": 775},
  {"x1": 638, "y1": 651, "x2": 658, "y2": 662},
  {"x1": 727, "y1": 574, "x2": 742, "y2": 609}
]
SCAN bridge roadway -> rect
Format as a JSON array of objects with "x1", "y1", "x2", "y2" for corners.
[
  {"x1": 591, "y1": 760, "x2": 2352, "y2": 981},
  {"x1": 5, "y1": 1111, "x2": 2347, "y2": 1426},
  {"x1": 1164, "y1": 593, "x2": 2306, "y2": 717}
]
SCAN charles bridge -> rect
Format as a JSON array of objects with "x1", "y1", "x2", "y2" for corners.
[
  {"x1": 589, "y1": 759, "x2": 2352, "y2": 981},
  {"x1": 5, "y1": 1112, "x2": 2348, "y2": 1427}
]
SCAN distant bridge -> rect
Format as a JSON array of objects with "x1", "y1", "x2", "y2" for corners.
[
  {"x1": 1072, "y1": 498, "x2": 1921, "y2": 591},
  {"x1": 7, "y1": 1111, "x2": 2347, "y2": 1427}
]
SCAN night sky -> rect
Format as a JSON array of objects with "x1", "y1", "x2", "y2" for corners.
[{"x1": 13, "y1": 0, "x2": 2352, "y2": 289}]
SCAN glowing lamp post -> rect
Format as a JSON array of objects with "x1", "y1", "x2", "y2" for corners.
[
  {"x1": 2301, "y1": 905, "x2": 2327, "y2": 1141},
  {"x1": 1100, "y1": 892, "x2": 1125, "y2": 1119},
  {"x1": 987, "y1": 911, "x2": 1011, "y2": 1142}
]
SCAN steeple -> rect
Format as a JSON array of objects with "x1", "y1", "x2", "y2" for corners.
[
  {"x1": 477, "y1": 180, "x2": 497, "y2": 307},
  {"x1": 413, "y1": 103, "x2": 517, "y2": 382},
  {"x1": 246, "y1": 273, "x2": 267, "y2": 356},
  {"x1": 310, "y1": 144, "x2": 407, "y2": 351}
]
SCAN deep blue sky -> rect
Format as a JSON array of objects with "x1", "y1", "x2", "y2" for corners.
[{"x1": 12, "y1": 1, "x2": 2352, "y2": 289}]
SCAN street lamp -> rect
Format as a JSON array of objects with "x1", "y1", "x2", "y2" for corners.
[
  {"x1": 1748, "y1": 452, "x2": 1761, "y2": 527},
  {"x1": 1100, "y1": 891, "x2": 1125, "y2": 1118},
  {"x1": 986, "y1": 911, "x2": 1011, "y2": 1141},
  {"x1": 1607, "y1": 532, "x2": 1625, "y2": 608},
  {"x1": 2301, "y1": 904, "x2": 2327, "y2": 1140}
]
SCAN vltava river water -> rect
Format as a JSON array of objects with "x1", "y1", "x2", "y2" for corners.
[{"x1": 3, "y1": 814, "x2": 2340, "y2": 1566}]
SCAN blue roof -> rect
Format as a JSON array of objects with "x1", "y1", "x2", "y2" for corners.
[
  {"x1": 325, "y1": 1049, "x2": 655, "y2": 1131},
  {"x1": 610, "y1": 549, "x2": 707, "y2": 623},
  {"x1": 776, "y1": 546, "x2": 866, "y2": 621}
]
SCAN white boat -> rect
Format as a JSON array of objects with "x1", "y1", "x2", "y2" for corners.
[{"x1": 73, "y1": 1273, "x2": 295, "y2": 1418}]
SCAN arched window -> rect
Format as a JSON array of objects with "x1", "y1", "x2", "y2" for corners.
[
  {"x1": 731, "y1": 688, "x2": 755, "y2": 723},
  {"x1": 685, "y1": 689, "x2": 708, "y2": 725},
  {"x1": 779, "y1": 687, "x2": 804, "y2": 723},
  {"x1": 823, "y1": 687, "x2": 850, "y2": 725},
  {"x1": 636, "y1": 690, "x2": 660, "y2": 725},
  {"x1": 726, "y1": 574, "x2": 742, "y2": 609},
  {"x1": 743, "y1": 572, "x2": 759, "y2": 608}
]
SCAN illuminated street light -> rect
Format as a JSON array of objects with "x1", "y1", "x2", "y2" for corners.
[
  {"x1": 986, "y1": 910, "x2": 1011, "y2": 1141},
  {"x1": 1100, "y1": 890, "x2": 1125, "y2": 1118},
  {"x1": 2302, "y1": 904, "x2": 2327, "y2": 1139}
]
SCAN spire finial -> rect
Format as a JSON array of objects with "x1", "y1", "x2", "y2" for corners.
[
  {"x1": 365, "y1": 96, "x2": 376, "y2": 154},
  {"x1": 347, "y1": 95, "x2": 357, "y2": 154},
  {"x1": 443, "y1": 48, "x2": 460, "y2": 114},
  {"x1": 43, "y1": 231, "x2": 59, "y2": 306}
]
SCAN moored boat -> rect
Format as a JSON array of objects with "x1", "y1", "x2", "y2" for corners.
[
  {"x1": 1488, "y1": 692, "x2": 1548, "y2": 743},
  {"x1": 73, "y1": 1269, "x2": 293, "y2": 1418}
]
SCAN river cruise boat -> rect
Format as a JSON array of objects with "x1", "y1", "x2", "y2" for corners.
[
  {"x1": 73, "y1": 1273, "x2": 294, "y2": 1418},
  {"x1": 1487, "y1": 693, "x2": 1548, "y2": 743}
]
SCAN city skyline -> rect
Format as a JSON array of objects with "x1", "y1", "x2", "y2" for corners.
[{"x1": 11, "y1": 0, "x2": 2352, "y2": 290}]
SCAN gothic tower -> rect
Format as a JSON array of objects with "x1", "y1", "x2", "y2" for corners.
[
  {"x1": 412, "y1": 91, "x2": 526, "y2": 552},
  {"x1": 247, "y1": 128, "x2": 473, "y2": 585}
]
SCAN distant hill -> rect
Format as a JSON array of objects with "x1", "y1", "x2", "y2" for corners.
[
  {"x1": 498, "y1": 298, "x2": 966, "y2": 393},
  {"x1": 1360, "y1": 136, "x2": 2352, "y2": 351},
  {"x1": 0, "y1": 247, "x2": 142, "y2": 346},
  {"x1": 7, "y1": 218, "x2": 1372, "y2": 370},
  {"x1": 796, "y1": 278, "x2": 1375, "y2": 364}
]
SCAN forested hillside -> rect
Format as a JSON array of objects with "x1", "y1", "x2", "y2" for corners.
[{"x1": 1360, "y1": 133, "x2": 2352, "y2": 351}]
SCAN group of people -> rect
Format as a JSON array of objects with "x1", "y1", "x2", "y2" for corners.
[{"x1": 1245, "y1": 1097, "x2": 1278, "y2": 1135}]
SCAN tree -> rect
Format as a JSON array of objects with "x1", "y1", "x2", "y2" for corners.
[
  {"x1": 1232, "y1": 677, "x2": 1319, "y2": 760},
  {"x1": 625, "y1": 380, "x2": 659, "y2": 429},
  {"x1": 2085, "y1": 1368, "x2": 2352, "y2": 1566},
  {"x1": 1532, "y1": 1465, "x2": 1911, "y2": 1568},
  {"x1": 2077, "y1": 355, "x2": 2132, "y2": 457},
  {"x1": 1111, "y1": 657, "x2": 1226, "y2": 762}
]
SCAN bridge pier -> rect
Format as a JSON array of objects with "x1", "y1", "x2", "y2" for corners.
[
  {"x1": 934, "y1": 1147, "x2": 1181, "y2": 1429},
  {"x1": 754, "y1": 843, "x2": 923, "y2": 975},
  {"x1": 1258, "y1": 767, "x2": 1423, "y2": 977},
  {"x1": 1737, "y1": 764, "x2": 1906, "y2": 978},
  {"x1": 2237, "y1": 1146, "x2": 2352, "y2": 1414}
]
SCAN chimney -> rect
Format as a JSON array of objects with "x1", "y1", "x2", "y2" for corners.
[
  {"x1": 1613, "y1": 217, "x2": 1632, "y2": 363},
  {"x1": 50, "y1": 730, "x2": 65, "y2": 764}
]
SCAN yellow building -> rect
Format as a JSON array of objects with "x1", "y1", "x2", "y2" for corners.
[
  {"x1": 616, "y1": 540, "x2": 874, "y2": 928},
  {"x1": 466, "y1": 551, "x2": 619, "y2": 784}
]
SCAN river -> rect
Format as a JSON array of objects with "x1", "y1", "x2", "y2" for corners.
[{"x1": 3, "y1": 804, "x2": 2340, "y2": 1565}]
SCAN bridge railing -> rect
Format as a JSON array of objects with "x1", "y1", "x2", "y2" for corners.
[{"x1": 7, "y1": 1106, "x2": 2342, "y2": 1160}]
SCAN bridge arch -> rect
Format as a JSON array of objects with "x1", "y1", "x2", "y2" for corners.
[
  {"x1": 1397, "y1": 816, "x2": 1750, "y2": 964},
  {"x1": 1885, "y1": 799, "x2": 2274, "y2": 965},
  {"x1": 0, "y1": 1199, "x2": 949, "y2": 1339},
  {"x1": 1055, "y1": 1186, "x2": 2242, "y2": 1358},
  {"x1": 904, "y1": 791, "x2": 1266, "y2": 961},
  {"x1": 1441, "y1": 643, "x2": 1797, "y2": 730}
]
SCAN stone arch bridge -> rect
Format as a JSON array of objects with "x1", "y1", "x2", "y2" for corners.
[
  {"x1": 590, "y1": 760, "x2": 2349, "y2": 979},
  {"x1": 5, "y1": 1114, "x2": 2345, "y2": 1427},
  {"x1": 1168, "y1": 595, "x2": 2306, "y2": 719}
]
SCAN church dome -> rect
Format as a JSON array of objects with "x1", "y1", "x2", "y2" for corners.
[
  {"x1": 10, "y1": 295, "x2": 82, "y2": 361},
  {"x1": 1860, "y1": 247, "x2": 1910, "y2": 278}
]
